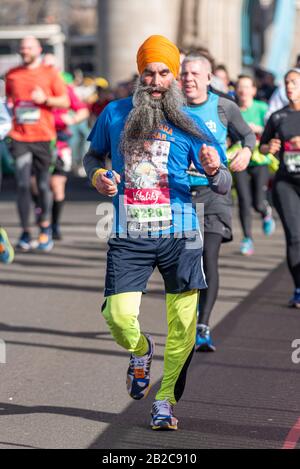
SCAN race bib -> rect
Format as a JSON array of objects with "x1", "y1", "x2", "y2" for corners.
[
  {"x1": 283, "y1": 142, "x2": 300, "y2": 174},
  {"x1": 15, "y1": 101, "x2": 41, "y2": 124},
  {"x1": 124, "y1": 140, "x2": 172, "y2": 231}
]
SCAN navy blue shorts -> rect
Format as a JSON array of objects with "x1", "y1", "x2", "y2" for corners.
[{"x1": 104, "y1": 232, "x2": 207, "y2": 296}]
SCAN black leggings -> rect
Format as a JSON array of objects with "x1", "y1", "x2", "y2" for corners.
[
  {"x1": 197, "y1": 232, "x2": 223, "y2": 326},
  {"x1": 234, "y1": 165, "x2": 270, "y2": 238},
  {"x1": 15, "y1": 153, "x2": 52, "y2": 230},
  {"x1": 273, "y1": 178, "x2": 300, "y2": 289}
]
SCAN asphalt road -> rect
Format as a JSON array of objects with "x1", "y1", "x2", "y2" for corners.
[{"x1": 0, "y1": 177, "x2": 299, "y2": 449}]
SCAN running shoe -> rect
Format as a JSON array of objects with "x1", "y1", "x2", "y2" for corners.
[
  {"x1": 288, "y1": 289, "x2": 300, "y2": 309},
  {"x1": 52, "y1": 224, "x2": 62, "y2": 241},
  {"x1": 150, "y1": 399, "x2": 178, "y2": 431},
  {"x1": 195, "y1": 324, "x2": 216, "y2": 352},
  {"x1": 240, "y1": 237, "x2": 254, "y2": 256},
  {"x1": 126, "y1": 334, "x2": 154, "y2": 400},
  {"x1": 0, "y1": 228, "x2": 14, "y2": 264},
  {"x1": 36, "y1": 229, "x2": 54, "y2": 252},
  {"x1": 263, "y1": 215, "x2": 275, "y2": 236},
  {"x1": 16, "y1": 231, "x2": 32, "y2": 251}
]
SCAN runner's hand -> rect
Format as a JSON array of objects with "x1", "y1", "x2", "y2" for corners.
[
  {"x1": 93, "y1": 170, "x2": 120, "y2": 197},
  {"x1": 229, "y1": 147, "x2": 251, "y2": 172},
  {"x1": 268, "y1": 138, "x2": 281, "y2": 154},
  {"x1": 31, "y1": 86, "x2": 47, "y2": 105},
  {"x1": 199, "y1": 144, "x2": 220, "y2": 176}
]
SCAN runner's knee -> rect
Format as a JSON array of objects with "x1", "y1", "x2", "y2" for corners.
[
  {"x1": 166, "y1": 290, "x2": 198, "y2": 334},
  {"x1": 102, "y1": 293, "x2": 142, "y2": 350}
]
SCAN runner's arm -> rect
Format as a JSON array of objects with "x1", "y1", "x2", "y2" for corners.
[
  {"x1": 192, "y1": 147, "x2": 232, "y2": 195},
  {"x1": 44, "y1": 94, "x2": 70, "y2": 109},
  {"x1": 259, "y1": 114, "x2": 277, "y2": 154},
  {"x1": 259, "y1": 113, "x2": 281, "y2": 155},
  {"x1": 83, "y1": 146, "x2": 107, "y2": 181},
  {"x1": 83, "y1": 147, "x2": 119, "y2": 196},
  {"x1": 219, "y1": 97, "x2": 256, "y2": 151},
  {"x1": 206, "y1": 164, "x2": 232, "y2": 195},
  {"x1": 84, "y1": 104, "x2": 112, "y2": 182}
]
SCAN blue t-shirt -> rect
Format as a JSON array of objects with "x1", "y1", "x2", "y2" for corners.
[
  {"x1": 186, "y1": 91, "x2": 227, "y2": 186},
  {"x1": 88, "y1": 97, "x2": 225, "y2": 235}
]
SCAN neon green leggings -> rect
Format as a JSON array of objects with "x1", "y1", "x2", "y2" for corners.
[{"x1": 102, "y1": 290, "x2": 198, "y2": 405}]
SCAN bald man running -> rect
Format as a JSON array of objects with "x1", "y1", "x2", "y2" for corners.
[{"x1": 6, "y1": 36, "x2": 69, "y2": 252}]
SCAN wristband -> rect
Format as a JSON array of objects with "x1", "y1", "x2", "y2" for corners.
[{"x1": 92, "y1": 168, "x2": 107, "y2": 187}]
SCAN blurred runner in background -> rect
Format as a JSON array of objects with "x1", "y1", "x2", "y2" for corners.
[{"x1": 5, "y1": 37, "x2": 69, "y2": 252}]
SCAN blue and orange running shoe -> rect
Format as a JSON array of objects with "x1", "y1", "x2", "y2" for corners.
[
  {"x1": 240, "y1": 237, "x2": 254, "y2": 256},
  {"x1": 0, "y1": 228, "x2": 14, "y2": 264},
  {"x1": 288, "y1": 289, "x2": 300, "y2": 309},
  {"x1": 151, "y1": 399, "x2": 178, "y2": 431},
  {"x1": 36, "y1": 228, "x2": 54, "y2": 252},
  {"x1": 195, "y1": 324, "x2": 216, "y2": 352},
  {"x1": 126, "y1": 334, "x2": 154, "y2": 400}
]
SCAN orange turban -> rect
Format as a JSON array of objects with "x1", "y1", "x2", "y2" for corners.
[{"x1": 137, "y1": 35, "x2": 180, "y2": 78}]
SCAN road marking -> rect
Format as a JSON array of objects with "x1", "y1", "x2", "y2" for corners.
[{"x1": 282, "y1": 417, "x2": 300, "y2": 449}]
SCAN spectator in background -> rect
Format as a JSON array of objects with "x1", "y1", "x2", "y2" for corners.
[
  {"x1": 126, "y1": 74, "x2": 139, "y2": 96},
  {"x1": 73, "y1": 71, "x2": 96, "y2": 102},
  {"x1": 115, "y1": 81, "x2": 130, "y2": 99},
  {"x1": 214, "y1": 64, "x2": 236, "y2": 98},
  {"x1": 254, "y1": 68, "x2": 277, "y2": 102},
  {"x1": 90, "y1": 83, "x2": 114, "y2": 126}
]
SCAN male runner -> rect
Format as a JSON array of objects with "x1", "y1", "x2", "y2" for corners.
[
  {"x1": 181, "y1": 54, "x2": 255, "y2": 351},
  {"x1": 6, "y1": 36, "x2": 69, "y2": 251},
  {"x1": 83, "y1": 35, "x2": 232, "y2": 430}
]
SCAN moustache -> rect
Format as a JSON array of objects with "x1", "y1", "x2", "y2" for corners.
[{"x1": 141, "y1": 85, "x2": 169, "y2": 95}]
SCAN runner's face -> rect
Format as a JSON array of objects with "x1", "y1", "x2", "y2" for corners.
[
  {"x1": 214, "y1": 69, "x2": 229, "y2": 88},
  {"x1": 181, "y1": 61, "x2": 211, "y2": 102},
  {"x1": 141, "y1": 63, "x2": 174, "y2": 99},
  {"x1": 20, "y1": 39, "x2": 41, "y2": 65},
  {"x1": 236, "y1": 78, "x2": 256, "y2": 101},
  {"x1": 285, "y1": 72, "x2": 300, "y2": 102}
]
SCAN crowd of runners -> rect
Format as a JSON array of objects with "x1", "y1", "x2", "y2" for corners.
[{"x1": 0, "y1": 34, "x2": 299, "y2": 431}]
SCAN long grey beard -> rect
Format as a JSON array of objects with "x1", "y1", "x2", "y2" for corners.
[{"x1": 120, "y1": 79, "x2": 213, "y2": 156}]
